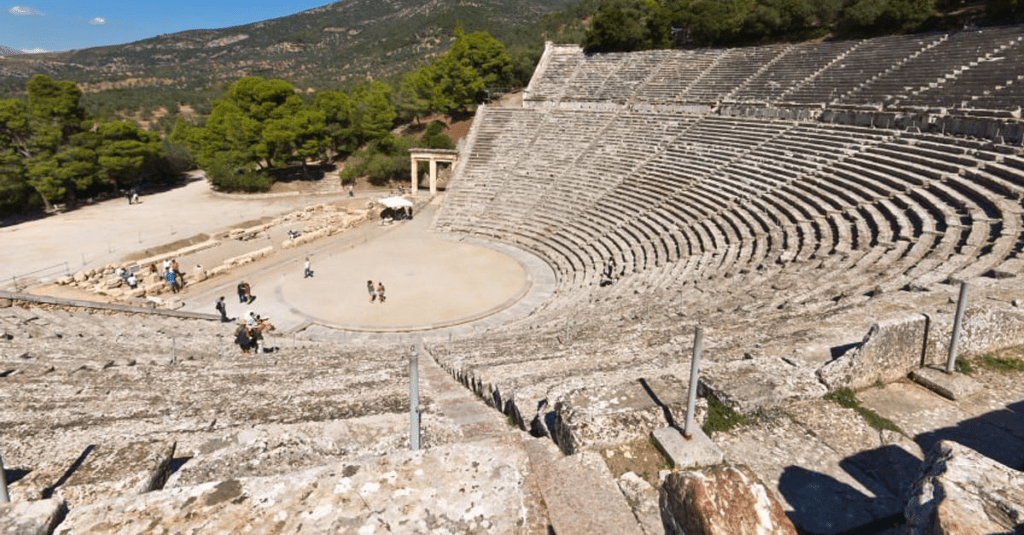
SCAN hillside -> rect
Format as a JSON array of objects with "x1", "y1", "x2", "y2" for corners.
[
  {"x1": 0, "y1": 0, "x2": 574, "y2": 97},
  {"x1": 0, "y1": 45, "x2": 20, "y2": 56}
]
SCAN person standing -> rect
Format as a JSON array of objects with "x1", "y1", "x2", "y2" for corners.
[
  {"x1": 215, "y1": 296, "x2": 229, "y2": 322},
  {"x1": 303, "y1": 257, "x2": 313, "y2": 278},
  {"x1": 367, "y1": 280, "x2": 376, "y2": 303},
  {"x1": 376, "y1": 281, "x2": 386, "y2": 304}
]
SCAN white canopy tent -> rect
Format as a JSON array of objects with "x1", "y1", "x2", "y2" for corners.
[{"x1": 378, "y1": 196, "x2": 414, "y2": 209}]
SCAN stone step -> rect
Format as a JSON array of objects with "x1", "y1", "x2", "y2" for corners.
[{"x1": 526, "y1": 448, "x2": 644, "y2": 535}]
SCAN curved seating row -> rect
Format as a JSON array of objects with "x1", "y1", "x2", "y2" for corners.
[
  {"x1": 437, "y1": 107, "x2": 1024, "y2": 319},
  {"x1": 525, "y1": 25, "x2": 1024, "y2": 112}
]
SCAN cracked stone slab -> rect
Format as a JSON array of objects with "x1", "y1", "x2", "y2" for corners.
[{"x1": 58, "y1": 435, "x2": 535, "y2": 534}]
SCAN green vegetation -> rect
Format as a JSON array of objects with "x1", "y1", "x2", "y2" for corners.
[
  {"x1": 955, "y1": 357, "x2": 975, "y2": 375},
  {"x1": 824, "y1": 388, "x2": 903, "y2": 434},
  {"x1": 0, "y1": 75, "x2": 181, "y2": 217},
  {"x1": 702, "y1": 394, "x2": 751, "y2": 436},
  {"x1": 976, "y1": 354, "x2": 1024, "y2": 373}
]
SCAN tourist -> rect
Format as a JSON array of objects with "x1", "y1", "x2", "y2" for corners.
[
  {"x1": 303, "y1": 257, "x2": 313, "y2": 278},
  {"x1": 237, "y1": 281, "x2": 253, "y2": 304},
  {"x1": 235, "y1": 323, "x2": 257, "y2": 354},
  {"x1": 376, "y1": 281, "x2": 386, "y2": 304},
  {"x1": 126, "y1": 273, "x2": 138, "y2": 289},
  {"x1": 165, "y1": 270, "x2": 178, "y2": 293},
  {"x1": 215, "y1": 296, "x2": 229, "y2": 322},
  {"x1": 367, "y1": 280, "x2": 376, "y2": 303}
]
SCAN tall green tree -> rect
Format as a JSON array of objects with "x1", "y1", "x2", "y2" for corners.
[
  {"x1": 96, "y1": 121, "x2": 162, "y2": 191},
  {"x1": 584, "y1": 0, "x2": 672, "y2": 53},
  {"x1": 426, "y1": 27, "x2": 513, "y2": 114},
  {"x1": 314, "y1": 90, "x2": 357, "y2": 155}
]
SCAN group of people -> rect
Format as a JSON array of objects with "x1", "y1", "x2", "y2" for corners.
[
  {"x1": 236, "y1": 281, "x2": 254, "y2": 303},
  {"x1": 234, "y1": 311, "x2": 275, "y2": 353},
  {"x1": 158, "y1": 258, "x2": 184, "y2": 293},
  {"x1": 114, "y1": 266, "x2": 139, "y2": 289},
  {"x1": 367, "y1": 280, "x2": 386, "y2": 303}
]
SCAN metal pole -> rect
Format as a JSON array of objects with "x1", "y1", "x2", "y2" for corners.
[
  {"x1": 409, "y1": 343, "x2": 421, "y2": 450},
  {"x1": 682, "y1": 326, "x2": 704, "y2": 439},
  {"x1": 0, "y1": 450, "x2": 10, "y2": 503},
  {"x1": 171, "y1": 338, "x2": 176, "y2": 365},
  {"x1": 946, "y1": 280, "x2": 969, "y2": 374}
]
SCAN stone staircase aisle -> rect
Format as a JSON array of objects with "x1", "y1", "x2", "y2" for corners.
[{"x1": 420, "y1": 346, "x2": 650, "y2": 534}]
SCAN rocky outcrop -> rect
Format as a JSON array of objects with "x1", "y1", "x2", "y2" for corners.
[
  {"x1": 660, "y1": 463, "x2": 797, "y2": 535},
  {"x1": 905, "y1": 440, "x2": 1024, "y2": 535}
]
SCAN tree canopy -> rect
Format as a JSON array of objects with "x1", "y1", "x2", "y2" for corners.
[{"x1": 0, "y1": 75, "x2": 171, "y2": 216}]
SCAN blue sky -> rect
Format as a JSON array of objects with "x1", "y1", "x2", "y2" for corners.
[{"x1": 2, "y1": 1, "x2": 333, "y2": 53}]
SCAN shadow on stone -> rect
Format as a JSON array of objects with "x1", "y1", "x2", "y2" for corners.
[
  {"x1": 43, "y1": 444, "x2": 94, "y2": 499},
  {"x1": 4, "y1": 467, "x2": 31, "y2": 485},
  {"x1": 841, "y1": 445, "x2": 921, "y2": 502},
  {"x1": 915, "y1": 412, "x2": 1024, "y2": 470},
  {"x1": 778, "y1": 466, "x2": 902, "y2": 535}
]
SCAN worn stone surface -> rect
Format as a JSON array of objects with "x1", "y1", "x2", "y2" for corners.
[
  {"x1": 0, "y1": 498, "x2": 67, "y2": 535},
  {"x1": 652, "y1": 427, "x2": 723, "y2": 470},
  {"x1": 905, "y1": 440, "x2": 1024, "y2": 535},
  {"x1": 617, "y1": 471, "x2": 664, "y2": 535},
  {"x1": 532, "y1": 451, "x2": 643, "y2": 535},
  {"x1": 910, "y1": 366, "x2": 983, "y2": 400},
  {"x1": 58, "y1": 436, "x2": 533, "y2": 534},
  {"x1": 701, "y1": 355, "x2": 827, "y2": 413},
  {"x1": 9, "y1": 440, "x2": 175, "y2": 508},
  {"x1": 713, "y1": 413, "x2": 905, "y2": 534},
  {"x1": 818, "y1": 315, "x2": 927, "y2": 391},
  {"x1": 165, "y1": 415, "x2": 425, "y2": 488},
  {"x1": 552, "y1": 375, "x2": 706, "y2": 455},
  {"x1": 924, "y1": 306, "x2": 1024, "y2": 364},
  {"x1": 660, "y1": 463, "x2": 797, "y2": 535}
]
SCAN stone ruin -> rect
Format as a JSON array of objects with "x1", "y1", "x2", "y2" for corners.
[{"x1": 5, "y1": 23, "x2": 1024, "y2": 534}]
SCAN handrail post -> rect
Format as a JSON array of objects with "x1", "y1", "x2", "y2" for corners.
[
  {"x1": 946, "y1": 280, "x2": 969, "y2": 374},
  {"x1": 409, "y1": 343, "x2": 421, "y2": 450},
  {"x1": 0, "y1": 450, "x2": 10, "y2": 503},
  {"x1": 682, "y1": 326, "x2": 704, "y2": 439}
]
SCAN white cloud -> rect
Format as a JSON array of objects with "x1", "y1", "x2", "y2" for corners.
[
  {"x1": 88, "y1": 17, "x2": 106, "y2": 25},
  {"x1": 10, "y1": 5, "x2": 45, "y2": 16},
  {"x1": 21, "y1": 48, "x2": 49, "y2": 54}
]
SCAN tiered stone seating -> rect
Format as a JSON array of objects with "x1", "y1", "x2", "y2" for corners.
[
  {"x1": 843, "y1": 26, "x2": 1024, "y2": 107},
  {"x1": 0, "y1": 303, "x2": 429, "y2": 509},
  {"x1": 731, "y1": 41, "x2": 861, "y2": 103},
  {"x1": 523, "y1": 45, "x2": 584, "y2": 105},
  {"x1": 785, "y1": 33, "x2": 946, "y2": 105},
  {"x1": 633, "y1": 49, "x2": 723, "y2": 103},
  {"x1": 683, "y1": 45, "x2": 790, "y2": 102}
]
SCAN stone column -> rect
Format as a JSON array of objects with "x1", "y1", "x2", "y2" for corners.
[
  {"x1": 429, "y1": 158, "x2": 438, "y2": 195},
  {"x1": 410, "y1": 156, "x2": 418, "y2": 194}
]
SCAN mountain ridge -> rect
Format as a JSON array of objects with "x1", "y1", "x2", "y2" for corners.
[{"x1": 0, "y1": 0, "x2": 574, "y2": 96}]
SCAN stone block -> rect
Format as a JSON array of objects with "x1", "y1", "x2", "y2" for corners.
[
  {"x1": 906, "y1": 440, "x2": 1024, "y2": 535},
  {"x1": 532, "y1": 451, "x2": 644, "y2": 535},
  {"x1": 652, "y1": 426, "x2": 723, "y2": 469},
  {"x1": 0, "y1": 498, "x2": 68, "y2": 535},
  {"x1": 72, "y1": 271, "x2": 87, "y2": 283},
  {"x1": 818, "y1": 315, "x2": 927, "y2": 391},
  {"x1": 702, "y1": 355, "x2": 827, "y2": 413},
  {"x1": 58, "y1": 438, "x2": 534, "y2": 534},
  {"x1": 924, "y1": 306, "x2": 1024, "y2": 365},
  {"x1": 910, "y1": 366, "x2": 983, "y2": 401},
  {"x1": 11, "y1": 441, "x2": 175, "y2": 507},
  {"x1": 660, "y1": 463, "x2": 797, "y2": 535},
  {"x1": 552, "y1": 375, "x2": 705, "y2": 455}
]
